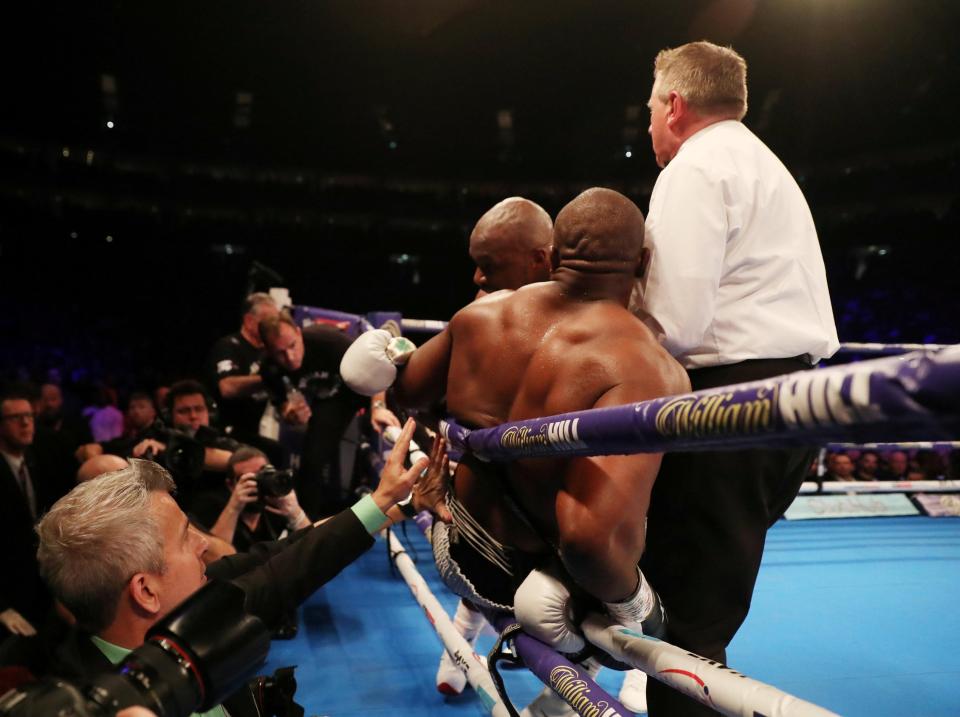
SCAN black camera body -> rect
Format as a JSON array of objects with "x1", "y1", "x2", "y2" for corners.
[
  {"x1": 139, "y1": 421, "x2": 207, "y2": 485},
  {"x1": 253, "y1": 464, "x2": 295, "y2": 499},
  {"x1": 0, "y1": 581, "x2": 270, "y2": 717}
]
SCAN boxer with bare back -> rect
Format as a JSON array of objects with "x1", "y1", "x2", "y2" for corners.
[{"x1": 354, "y1": 188, "x2": 689, "y2": 661}]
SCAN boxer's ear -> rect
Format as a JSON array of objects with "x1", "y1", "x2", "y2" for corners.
[{"x1": 636, "y1": 247, "x2": 650, "y2": 279}]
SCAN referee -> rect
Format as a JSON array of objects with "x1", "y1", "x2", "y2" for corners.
[{"x1": 634, "y1": 41, "x2": 839, "y2": 717}]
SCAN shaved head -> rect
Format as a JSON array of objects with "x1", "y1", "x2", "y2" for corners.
[
  {"x1": 554, "y1": 188, "x2": 645, "y2": 270},
  {"x1": 77, "y1": 454, "x2": 130, "y2": 483},
  {"x1": 471, "y1": 197, "x2": 553, "y2": 253},
  {"x1": 469, "y1": 197, "x2": 554, "y2": 293}
]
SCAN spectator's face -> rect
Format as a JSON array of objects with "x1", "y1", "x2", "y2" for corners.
[
  {"x1": 37, "y1": 384, "x2": 63, "y2": 419},
  {"x1": 150, "y1": 492, "x2": 208, "y2": 619},
  {"x1": 171, "y1": 393, "x2": 209, "y2": 432},
  {"x1": 829, "y1": 454, "x2": 854, "y2": 478},
  {"x1": 888, "y1": 452, "x2": 908, "y2": 475},
  {"x1": 127, "y1": 398, "x2": 157, "y2": 430},
  {"x1": 857, "y1": 453, "x2": 878, "y2": 474},
  {"x1": 267, "y1": 324, "x2": 305, "y2": 372},
  {"x1": 0, "y1": 399, "x2": 35, "y2": 451}
]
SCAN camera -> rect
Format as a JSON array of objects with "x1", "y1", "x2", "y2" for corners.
[
  {"x1": 139, "y1": 421, "x2": 206, "y2": 485},
  {"x1": 253, "y1": 464, "x2": 295, "y2": 499},
  {"x1": 0, "y1": 581, "x2": 270, "y2": 717}
]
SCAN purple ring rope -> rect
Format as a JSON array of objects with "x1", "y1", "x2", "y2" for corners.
[
  {"x1": 405, "y1": 512, "x2": 634, "y2": 717},
  {"x1": 484, "y1": 611, "x2": 635, "y2": 717},
  {"x1": 439, "y1": 347, "x2": 960, "y2": 461}
]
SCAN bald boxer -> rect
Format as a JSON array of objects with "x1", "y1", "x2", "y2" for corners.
[
  {"x1": 436, "y1": 196, "x2": 555, "y2": 696},
  {"x1": 388, "y1": 188, "x2": 688, "y2": 659},
  {"x1": 469, "y1": 196, "x2": 553, "y2": 298}
]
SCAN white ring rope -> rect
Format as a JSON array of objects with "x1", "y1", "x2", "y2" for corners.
[
  {"x1": 837, "y1": 342, "x2": 954, "y2": 355},
  {"x1": 385, "y1": 528, "x2": 512, "y2": 717},
  {"x1": 799, "y1": 479, "x2": 960, "y2": 494},
  {"x1": 581, "y1": 615, "x2": 840, "y2": 717},
  {"x1": 386, "y1": 509, "x2": 840, "y2": 717}
]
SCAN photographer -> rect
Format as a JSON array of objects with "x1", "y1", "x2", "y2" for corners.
[
  {"x1": 33, "y1": 419, "x2": 428, "y2": 717},
  {"x1": 205, "y1": 294, "x2": 280, "y2": 453},
  {"x1": 258, "y1": 313, "x2": 400, "y2": 518},
  {"x1": 130, "y1": 380, "x2": 238, "y2": 493},
  {"x1": 192, "y1": 446, "x2": 310, "y2": 553}
]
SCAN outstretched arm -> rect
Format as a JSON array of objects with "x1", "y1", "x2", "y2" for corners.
[{"x1": 392, "y1": 327, "x2": 453, "y2": 411}]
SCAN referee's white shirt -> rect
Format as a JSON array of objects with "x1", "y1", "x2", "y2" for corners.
[{"x1": 635, "y1": 120, "x2": 839, "y2": 370}]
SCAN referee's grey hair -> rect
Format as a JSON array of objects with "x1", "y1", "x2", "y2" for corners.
[
  {"x1": 36, "y1": 459, "x2": 175, "y2": 632},
  {"x1": 653, "y1": 41, "x2": 748, "y2": 121}
]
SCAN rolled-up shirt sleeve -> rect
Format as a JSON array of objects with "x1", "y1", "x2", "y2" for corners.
[{"x1": 640, "y1": 163, "x2": 728, "y2": 359}]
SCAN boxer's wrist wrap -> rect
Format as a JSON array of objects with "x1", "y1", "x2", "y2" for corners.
[
  {"x1": 604, "y1": 567, "x2": 655, "y2": 626},
  {"x1": 397, "y1": 495, "x2": 417, "y2": 519}
]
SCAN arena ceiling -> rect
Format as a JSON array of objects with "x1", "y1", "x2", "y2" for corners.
[{"x1": 8, "y1": 0, "x2": 960, "y2": 181}]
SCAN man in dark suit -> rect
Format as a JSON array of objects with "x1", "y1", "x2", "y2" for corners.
[
  {"x1": 34, "y1": 419, "x2": 429, "y2": 717},
  {"x1": 0, "y1": 387, "x2": 70, "y2": 639}
]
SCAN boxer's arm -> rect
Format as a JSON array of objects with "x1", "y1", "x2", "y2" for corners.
[
  {"x1": 392, "y1": 327, "x2": 452, "y2": 410},
  {"x1": 554, "y1": 366, "x2": 675, "y2": 604}
]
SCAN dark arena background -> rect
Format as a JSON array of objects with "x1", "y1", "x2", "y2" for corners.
[
  {"x1": 2, "y1": 0, "x2": 958, "y2": 385},
  {"x1": 2, "y1": 4, "x2": 960, "y2": 717}
]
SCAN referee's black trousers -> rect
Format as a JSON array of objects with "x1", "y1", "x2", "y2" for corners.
[{"x1": 640, "y1": 357, "x2": 815, "y2": 717}]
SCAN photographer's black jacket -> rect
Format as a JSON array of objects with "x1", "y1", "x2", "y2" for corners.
[
  {"x1": 206, "y1": 332, "x2": 271, "y2": 437},
  {"x1": 49, "y1": 507, "x2": 375, "y2": 717}
]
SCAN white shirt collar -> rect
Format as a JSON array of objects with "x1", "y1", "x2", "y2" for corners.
[{"x1": 675, "y1": 119, "x2": 742, "y2": 159}]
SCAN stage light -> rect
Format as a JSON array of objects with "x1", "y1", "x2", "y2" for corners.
[{"x1": 106, "y1": 120, "x2": 114, "y2": 129}]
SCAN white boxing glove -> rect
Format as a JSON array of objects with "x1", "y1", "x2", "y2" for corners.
[
  {"x1": 513, "y1": 568, "x2": 585, "y2": 654},
  {"x1": 340, "y1": 329, "x2": 417, "y2": 397}
]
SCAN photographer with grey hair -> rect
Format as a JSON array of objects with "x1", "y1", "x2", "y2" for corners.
[{"x1": 34, "y1": 419, "x2": 429, "y2": 717}]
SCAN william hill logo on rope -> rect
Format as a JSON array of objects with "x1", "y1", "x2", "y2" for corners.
[
  {"x1": 654, "y1": 387, "x2": 776, "y2": 439},
  {"x1": 499, "y1": 418, "x2": 588, "y2": 455},
  {"x1": 549, "y1": 665, "x2": 625, "y2": 717}
]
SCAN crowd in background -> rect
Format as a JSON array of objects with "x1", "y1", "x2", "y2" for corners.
[
  {"x1": 817, "y1": 448, "x2": 958, "y2": 483},
  {"x1": 0, "y1": 291, "x2": 406, "y2": 651}
]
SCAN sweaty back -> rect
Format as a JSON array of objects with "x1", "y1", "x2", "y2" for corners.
[
  {"x1": 446, "y1": 283, "x2": 659, "y2": 431},
  {"x1": 443, "y1": 280, "x2": 681, "y2": 552}
]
